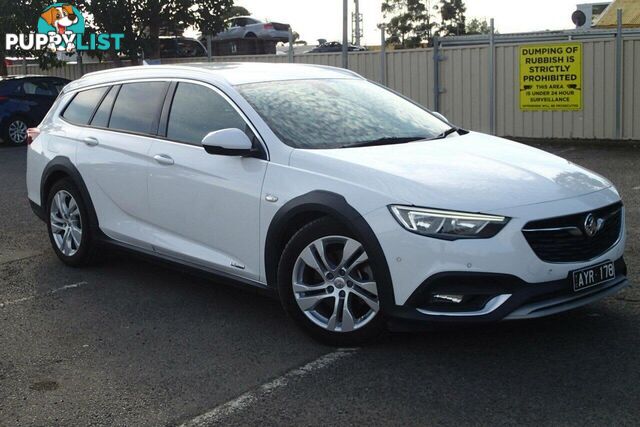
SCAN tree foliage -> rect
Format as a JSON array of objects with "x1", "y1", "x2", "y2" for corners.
[
  {"x1": 381, "y1": 0, "x2": 437, "y2": 48},
  {"x1": 77, "y1": 0, "x2": 235, "y2": 60},
  {"x1": 382, "y1": 0, "x2": 471, "y2": 48},
  {"x1": 439, "y1": 0, "x2": 466, "y2": 36},
  {"x1": 224, "y1": 5, "x2": 250, "y2": 20},
  {"x1": 0, "y1": 0, "x2": 63, "y2": 75},
  {"x1": 465, "y1": 18, "x2": 493, "y2": 35}
]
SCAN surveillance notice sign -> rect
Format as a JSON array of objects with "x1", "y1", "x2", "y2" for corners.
[{"x1": 519, "y1": 43, "x2": 582, "y2": 111}]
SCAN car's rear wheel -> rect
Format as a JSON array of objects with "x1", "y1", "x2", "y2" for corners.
[
  {"x1": 46, "y1": 178, "x2": 97, "y2": 267},
  {"x1": 4, "y1": 117, "x2": 29, "y2": 145},
  {"x1": 278, "y1": 218, "x2": 385, "y2": 345}
]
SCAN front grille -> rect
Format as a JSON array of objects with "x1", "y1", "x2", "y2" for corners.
[{"x1": 522, "y1": 202, "x2": 623, "y2": 263}]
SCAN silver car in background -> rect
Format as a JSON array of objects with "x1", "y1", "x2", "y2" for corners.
[{"x1": 215, "y1": 16, "x2": 290, "y2": 41}]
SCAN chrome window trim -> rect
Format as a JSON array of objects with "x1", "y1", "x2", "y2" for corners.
[{"x1": 57, "y1": 77, "x2": 270, "y2": 160}]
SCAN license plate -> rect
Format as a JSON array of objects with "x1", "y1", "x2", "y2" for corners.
[{"x1": 572, "y1": 261, "x2": 615, "y2": 292}]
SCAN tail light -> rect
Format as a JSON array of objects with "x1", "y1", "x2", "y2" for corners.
[
  {"x1": 263, "y1": 23, "x2": 274, "y2": 30},
  {"x1": 0, "y1": 96, "x2": 8, "y2": 102},
  {"x1": 26, "y1": 127, "x2": 40, "y2": 146}
]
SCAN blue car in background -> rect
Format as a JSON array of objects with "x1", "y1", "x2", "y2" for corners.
[{"x1": 0, "y1": 75, "x2": 70, "y2": 145}]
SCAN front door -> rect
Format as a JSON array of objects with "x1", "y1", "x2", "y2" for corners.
[{"x1": 147, "y1": 81, "x2": 268, "y2": 281}]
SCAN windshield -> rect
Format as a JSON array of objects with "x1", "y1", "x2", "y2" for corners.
[{"x1": 236, "y1": 79, "x2": 451, "y2": 149}]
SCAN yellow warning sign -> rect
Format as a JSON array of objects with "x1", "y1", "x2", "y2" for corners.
[{"x1": 519, "y1": 43, "x2": 582, "y2": 111}]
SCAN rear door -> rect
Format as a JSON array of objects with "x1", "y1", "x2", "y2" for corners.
[
  {"x1": 74, "y1": 81, "x2": 170, "y2": 248},
  {"x1": 146, "y1": 81, "x2": 268, "y2": 280}
]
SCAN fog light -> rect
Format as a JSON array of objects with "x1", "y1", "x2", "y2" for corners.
[{"x1": 431, "y1": 294, "x2": 464, "y2": 304}]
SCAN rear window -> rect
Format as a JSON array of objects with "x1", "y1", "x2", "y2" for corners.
[
  {"x1": 20, "y1": 79, "x2": 56, "y2": 96},
  {"x1": 109, "y1": 82, "x2": 168, "y2": 135},
  {"x1": 62, "y1": 87, "x2": 109, "y2": 125}
]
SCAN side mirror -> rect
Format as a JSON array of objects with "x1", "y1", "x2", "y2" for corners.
[
  {"x1": 201, "y1": 128, "x2": 253, "y2": 156},
  {"x1": 431, "y1": 111, "x2": 449, "y2": 123}
]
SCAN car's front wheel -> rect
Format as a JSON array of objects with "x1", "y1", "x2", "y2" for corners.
[
  {"x1": 4, "y1": 117, "x2": 29, "y2": 145},
  {"x1": 278, "y1": 218, "x2": 385, "y2": 345}
]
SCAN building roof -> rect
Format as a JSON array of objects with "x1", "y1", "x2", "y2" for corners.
[{"x1": 594, "y1": 0, "x2": 640, "y2": 27}]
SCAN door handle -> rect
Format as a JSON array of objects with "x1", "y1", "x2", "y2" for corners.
[
  {"x1": 83, "y1": 137, "x2": 99, "y2": 146},
  {"x1": 153, "y1": 154, "x2": 175, "y2": 166}
]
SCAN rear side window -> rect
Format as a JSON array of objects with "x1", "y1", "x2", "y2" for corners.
[
  {"x1": 90, "y1": 85, "x2": 119, "y2": 128},
  {"x1": 20, "y1": 79, "x2": 55, "y2": 96},
  {"x1": 109, "y1": 82, "x2": 168, "y2": 135},
  {"x1": 62, "y1": 87, "x2": 109, "y2": 125},
  {"x1": 167, "y1": 82, "x2": 247, "y2": 145}
]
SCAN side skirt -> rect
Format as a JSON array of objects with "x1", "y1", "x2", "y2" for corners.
[{"x1": 98, "y1": 234, "x2": 276, "y2": 299}]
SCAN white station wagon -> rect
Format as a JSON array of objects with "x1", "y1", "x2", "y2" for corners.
[{"x1": 26, "y1": 63, "x2": 628, "y2": 344}]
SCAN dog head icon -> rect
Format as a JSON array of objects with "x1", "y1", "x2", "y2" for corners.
[{"x1": 40, "y1": 5, "x2": 78, "y2": 34}]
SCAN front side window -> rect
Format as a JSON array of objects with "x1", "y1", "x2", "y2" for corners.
[
  {"x1": 237, "y1": 79, "x2": 450, "y2": 149},
  {"x1": 62, "y1": 86, "x2": 109, "y2": 125},
  {"x1": 167, "y1": 82, "x2": 247, "y2": 145},
  {"x1": 109, "y1": 82, "x2": 168, "y2": 135}
]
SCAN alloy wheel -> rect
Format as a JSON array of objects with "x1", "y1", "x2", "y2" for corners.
[
  {"x1": 292, "y1": 235, "x2": 379, "y2": 333},
  {"x1": 8, "y1": 119, "x2": 28, "y2": 145},
  {"x1": 50, "y1": 190, "x2": 83, "y2": 257}
]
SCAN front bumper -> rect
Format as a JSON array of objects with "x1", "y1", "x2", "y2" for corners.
[
  {"x1": 383, "y1": 257, "x2": 628, "y2": 330},
  {"x1": 362, "y1": 188, "x2": 629, "y2": 329}
]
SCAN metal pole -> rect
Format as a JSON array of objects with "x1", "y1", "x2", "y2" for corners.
[
  {"x1": 615, "y1": 9, "x2": 623, "y2": 140},
  {"x1": 206, "y1": 35, "x2": 212, "y2": 62},
  {"x1": 489, "y1": 18, "x2": 496, "y2": 135},
  {"x1": 380, "y1": 25, "x2": 387, "y2": 86},
  {"x1": 354, "y1": 0, "x2": 361, "y2": 47},
  {"x1": 288, "y1": 27, "x2": 294, "y2": 63},
  {"x1": 342, "y1": 0, "x2": 349, "y2": 69},
  {"x1": 433, "y1": 36, "x2": 440, "y2": 112},
  {"x1": 78, "y1": 51, "x2": 84, "y2": 76}
]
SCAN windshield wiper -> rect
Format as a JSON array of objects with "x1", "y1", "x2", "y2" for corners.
[
  {"x1": 430, "y1": 126, "x2": 461, "y2": 140},
  {"x1": 341, "y1": 136, "x2": 428, "y2": 149}
]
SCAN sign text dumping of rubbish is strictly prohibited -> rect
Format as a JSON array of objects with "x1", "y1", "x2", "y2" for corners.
[{"x1": 519, "y1": 43, "x2": 582, "y2": 111}]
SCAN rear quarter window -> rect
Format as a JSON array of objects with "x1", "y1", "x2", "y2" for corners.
[
  {"x1": 90, "y1": 86, "x2": 119, "y2": 128},
  {"x1": 61, "y1": 87, "x2": 109, "y2": 125}
]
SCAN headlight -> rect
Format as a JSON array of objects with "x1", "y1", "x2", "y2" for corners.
[{"x1": 389, "y1": 206, "x2": 509, "y2": 239}]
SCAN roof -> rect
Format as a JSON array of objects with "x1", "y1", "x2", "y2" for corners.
[
  {"x1": 594, "y1": 0, "x2": 640, "y2": 27},
  {"x1": 80, "y1": 62, "x2": 362, "y2": 87},
  {"x1": 1, "y1": 75, "x2": 67, "y2": 81}
]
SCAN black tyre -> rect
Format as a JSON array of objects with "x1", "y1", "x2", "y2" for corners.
[
  {"x1": 3, "y1": 117, "x2": 29, "y2": 145},
  {"x1": 46, "y1": 178, "x2": 97, "y2": 267},
  {"x1": 277, "y1": 217, "x2": 385, "y2": 346}
]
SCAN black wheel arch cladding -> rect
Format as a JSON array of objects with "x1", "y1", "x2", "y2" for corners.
[
  {"x1": 41, "y1": 156, "x2": 100, "y2": 232},
  {"x1": 265, "y1": 190, "x2": 396, "y2": 310}
]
